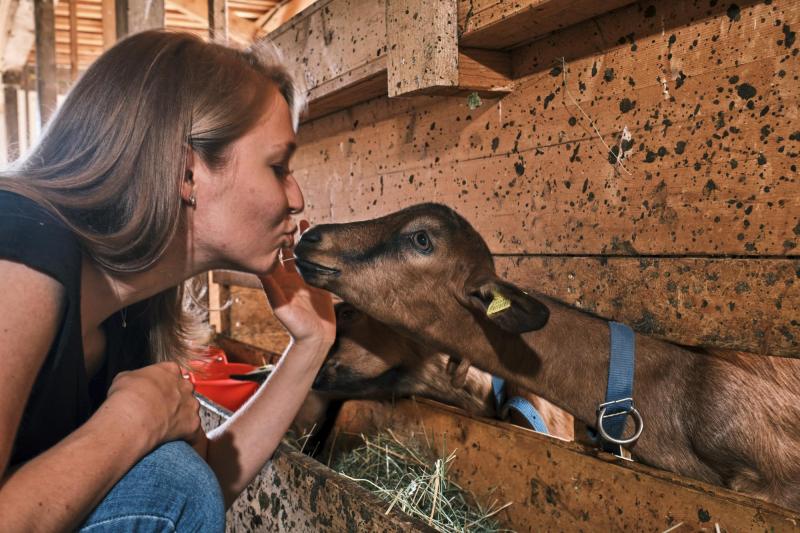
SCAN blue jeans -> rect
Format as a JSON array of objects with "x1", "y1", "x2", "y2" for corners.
[{"x1": 79, "y1": 441, "x2": 226, "y2": 532}]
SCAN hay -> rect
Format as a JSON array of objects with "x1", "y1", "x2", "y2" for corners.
[{"x1": 333, "y1": 429, "x2": 513, "y2": 533}]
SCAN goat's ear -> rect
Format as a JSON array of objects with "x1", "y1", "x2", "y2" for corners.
[{"x1": 464, "y1": 279, "x2": 549, "y2": 333}]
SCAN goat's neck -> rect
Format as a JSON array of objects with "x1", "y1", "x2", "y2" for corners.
[{"x1": 462, "y1": 295, "x2": 683, "y2": 430}]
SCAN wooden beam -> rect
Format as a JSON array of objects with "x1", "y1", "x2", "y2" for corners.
[
  {"x1": 206, "y1": 0, "x2": 226, "y2": 42},
  {"x1": 386, "y1": 0, "x2": 458, "y2": 97},
  {"x1": 457, "y1": 47, "x2": 512, "y2": 93},
  {"x1": 115, "y1": 0, "x2": 164, "y2": 38},
  {"x1": 255, "y1": 0, "x2": 315, "y2": 36},
  {"x1": 167, "y1": 0, "x2": 254, "y2": 44},
  {"x1": 33, "y1": 0, "x2": 57, "y2": 124},
  {"x1": 68, "y1": 0, "x2": 78, "y2": 80},
  {"x1": 3, "y1": 72, "x2": 20, "y2": 162},
  {"x1": 458, "y1": 0, "x2": 639, "y2": 50},
  {"x1": 101, "y1": 0, "x2": 115, "y2": 48}
]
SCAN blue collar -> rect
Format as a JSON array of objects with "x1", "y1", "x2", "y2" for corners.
[
  {"x1": 592, "y1": 321, "x2": 644, "y2": 455},
  {"x1": 491, "y1": 375, "x2": 550, "y2": 435}
]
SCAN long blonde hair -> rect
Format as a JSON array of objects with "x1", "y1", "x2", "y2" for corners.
[{"x1": 0, "y1": 30, "x2": 304, "y2": 364}]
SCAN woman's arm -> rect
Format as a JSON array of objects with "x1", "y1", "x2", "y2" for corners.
[
  {"x1": 205, "y1": 252, "x2": 336, "y2": 506},
  {"x1": 0, "y1": 260, "x2": 202, "y2": 531}
]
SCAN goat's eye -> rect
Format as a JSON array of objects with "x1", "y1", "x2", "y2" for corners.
[{"x1": 411, "y1": 231, "x2": 433, "y2": 253}]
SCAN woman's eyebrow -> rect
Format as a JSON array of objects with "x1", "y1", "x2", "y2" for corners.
[{"x1": 266, "y1": 141, "x2": 297, "y2": 160}]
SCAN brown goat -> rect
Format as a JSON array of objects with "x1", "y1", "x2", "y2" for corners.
[
  {"x1": 313, "y1": 302, "x2": 575, "y2": 440},
  {"x1": 294, "y1": 203, "x2": 800, "y2": 511}
]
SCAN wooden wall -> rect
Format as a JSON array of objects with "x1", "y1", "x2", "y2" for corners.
[{"x1": 229, "y1": 0, "x2": 799, "y2": 358}]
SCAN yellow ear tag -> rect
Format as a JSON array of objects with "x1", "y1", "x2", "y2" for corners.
[{"x1": 486, "y1": 290, "x2": 511, "y2": 317}]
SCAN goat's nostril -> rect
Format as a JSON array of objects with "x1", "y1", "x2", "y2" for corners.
[{"x1": 300, "y1": 227, "x2": 323, "y2": 244}]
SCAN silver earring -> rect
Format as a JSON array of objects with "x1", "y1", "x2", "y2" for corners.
[{"x1": 187, "y1": 192, "x2": 197, "y2": 208}]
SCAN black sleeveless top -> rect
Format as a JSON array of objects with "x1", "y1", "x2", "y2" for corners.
[{"x1": 0, "y1": 191, "x2": 148, "y2": 466}]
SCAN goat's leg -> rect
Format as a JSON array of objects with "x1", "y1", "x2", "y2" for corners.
[{"x1": 446, "y1": 357, "x2": 471, "y2": 388}]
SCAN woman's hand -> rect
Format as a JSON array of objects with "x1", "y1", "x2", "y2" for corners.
[
  {"x1": 259, "y1": 220, "x2": 336, "y2": 347},
  {"x1": 104, "y1": 362, "x2": 201, "y2": 450}
]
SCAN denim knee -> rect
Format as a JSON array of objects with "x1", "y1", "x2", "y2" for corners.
[{"x1": 80, "y1": 441, "x2": 226, "y2": 533}]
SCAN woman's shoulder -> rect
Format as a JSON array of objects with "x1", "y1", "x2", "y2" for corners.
[
  {"x1": 0, "y1": 189, "x2": 82, "y2": 292},
  {"x1": 0, "y1": 189, "x2": 65, "y2": 223}
]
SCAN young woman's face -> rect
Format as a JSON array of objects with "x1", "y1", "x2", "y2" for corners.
[{"x1": 193, "y1": 88, "x2": 304, "y2": 274}]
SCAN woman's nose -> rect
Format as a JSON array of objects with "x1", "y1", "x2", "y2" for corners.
[{"x1": 285, "y1": 173, "x2": 305, "y2": 214}]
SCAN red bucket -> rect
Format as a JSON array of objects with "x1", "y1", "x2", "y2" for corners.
[{"x1": 190, "y1": 348, "x2": 259, "y2": 411}]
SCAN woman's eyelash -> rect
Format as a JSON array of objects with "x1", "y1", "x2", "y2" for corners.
[{"x1": 271, "y1": 165, "x2": 292, "y2": 178}]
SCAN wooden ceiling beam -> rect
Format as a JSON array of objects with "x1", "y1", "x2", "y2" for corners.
[{"x1": 167, "y1": 0, "x2": 255, "y2": 44}]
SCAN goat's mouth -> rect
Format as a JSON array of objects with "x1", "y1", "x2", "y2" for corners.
[{"x1": 294, "y1": 257, "x2": 340, "y2": 277}]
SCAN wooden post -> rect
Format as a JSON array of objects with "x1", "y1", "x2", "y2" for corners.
[
  {"x1": 102, "y1": 0, "x2": 117, "y2": 48},
  {"x1": 33, "y1": 0, "x2": 57, "y2": 125},
  {"x1": 386, "y1": 0, "x2": 458, "y2": 97},
  {"x1": 116, "y1": 0, "x2": 164, "y2": 38},
  {"x1": 68, "y1": 0, "x2": 79, "y2": 80},
  {"x1": 207, "y1": 0, "x2": 227, "y2": 43},
  {"x1": 208, "y1": 271, "x2": 231, "y2": 336},
  {"x1": 2, "y1": 71, "x2": 21, "y2": 163},
  {"x1": 21, "y1": 65, "x2": 31, "y2": 149}
]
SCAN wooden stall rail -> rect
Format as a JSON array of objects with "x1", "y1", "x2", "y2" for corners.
[
  {"x1": 199, "y1": 398, "x2": 437, "y2": 533},
  {"x1": 327, "y1": 398, "x2": 800, "y2": 532},
  {"x1": 199, "y1": 388, "x2": 800, "y2": 532}
]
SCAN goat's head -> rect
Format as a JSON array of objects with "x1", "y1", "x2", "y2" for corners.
[
  {"x1": 295, "y1": 203, "x2": 550, "y2": 369},
  {"x1": 313, "y1": 302, "x2": 431, "y2": 397}
]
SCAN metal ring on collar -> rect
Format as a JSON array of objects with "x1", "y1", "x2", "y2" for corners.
[{"x1": 595, "y1": 402, "x2": 644, "y2": 446}]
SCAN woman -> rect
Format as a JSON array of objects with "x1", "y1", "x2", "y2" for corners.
[{"x1": 0, "y1": 30, "x2": 335, "y2": 530}]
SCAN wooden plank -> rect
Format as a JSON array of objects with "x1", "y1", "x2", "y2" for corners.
[
  {"x1": 386, "y1": 0, "x2": 458, "y2": 97},
  {"x1": 223, "y1": 253, "x2": 798, "y2": 356},
  {"x1": 457, "y1": 0, "x2": 638, "y2": 50},
  {"x1": 68, "y1": 0, "x2": 78, "y2": 79},
  {"x1": 101, "y1": 0, "x2": 115, "y2": 48},
  {"x1": 212, "y1": 269, "x2": 261, "y2": 289},
  {"x1": 495, "y1": 256, "x2": 800, "y2": 357},
  {"x1": 3, "y1": 75, "x2": 20, "y2": 162},
  {"x1": 296, "y1": 141, "x2": 799, "y2": 257},
  {"x1": 115, "y1": 0, "x2": 164, "y2": 37},
  {"x1": 329, "y1": 398, "x2": 800, "y2": 532},
  {"x1": 212, "y1": 334, "x2": 282, "y2": 366},
  {"x1": 33, "y1": 0, "x2": 57, "y2": 124},
  {"x1": 206, "y1": 0, "x2": 226, "y2": 42},
  {"x1": 198, "y1": 399, "x2": 436, "y2": 533}
]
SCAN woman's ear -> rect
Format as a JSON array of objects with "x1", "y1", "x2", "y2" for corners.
[{"x1": 181, "y1": 149, "x2": 196, "y2": 205}]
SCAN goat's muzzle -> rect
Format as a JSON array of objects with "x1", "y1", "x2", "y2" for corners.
[{"x1": 294, "y1": 230, "x2": 341, "y2": 284}]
